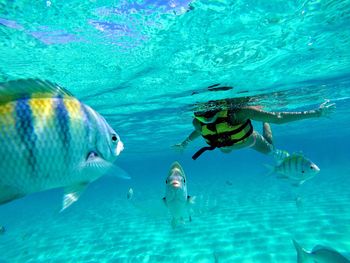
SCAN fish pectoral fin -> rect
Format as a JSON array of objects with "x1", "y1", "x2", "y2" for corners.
[
  {"x1": 83, "y1": 153, "x2": 130, "y2": 179},
  {"x1": 61, "y1": 183, "x2": 88, "y2": 212},
  {"x1": 82, "y1": 154, "x2": 113, "y2": 178},
  {"x1": 0, "y1": 185, "x2": 24, "y2": 205},
  {"x1": 187, "y1": 195, "x2": 196, "y2": 204},
  {"x1": 104, "y1": 164, "x2": 131, "y2": 180}
]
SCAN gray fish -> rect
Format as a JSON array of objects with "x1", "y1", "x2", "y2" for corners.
[
  {"x1": 0, "y1": 79, "x2": 127, "y2": 211},
  {"x1": 162, "y1": 161, "x2": 195, "y2": 228},
  {"x1": 293, "y1": 240, "x2": 350, "y2": 263},
  {"x1": 0, "y1": 226, "x2": 5, "y2": 235},
  {"x1": 266, "y1": 153, "x2": 320, "y2": 186},
  {"x1": 127, "y1": 188, "x2": 134, "y2": 200}
]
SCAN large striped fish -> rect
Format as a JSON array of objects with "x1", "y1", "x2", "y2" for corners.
[
  {"x1": 0, "y1": 79, "x2": 126, "y2": 211},
  {"x1": 266, "y1": 153, "x2": 320, "y2": 186}
]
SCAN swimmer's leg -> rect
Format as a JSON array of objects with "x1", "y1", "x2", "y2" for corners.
[
  {"x1": 263, "y1": 122, "x2": 273, "y2": 146},
  {"x1": 262, "y1": 123, "x2": 290, "y2": 162},
  {"x1": 251, "y1": 131, "x2": 274, "y2": 155}
]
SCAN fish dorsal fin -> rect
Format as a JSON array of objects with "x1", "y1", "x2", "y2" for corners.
[
  {"x1": 0, "y1": 78, "x2": 73, "y2": 104},
  {"x1": 311, "y1": 245, "x2": 339, "y2": 253},
  {"x1": 291, "y1": 152, "x2": 304, "y2": 158},
  {"x1": 312, "y1": 245, "x2": 326, "y2": 252}
]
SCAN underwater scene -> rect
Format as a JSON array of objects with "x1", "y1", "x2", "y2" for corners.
[{"x1": 1, "y1": 0, "x2": 350, "y2": 262}]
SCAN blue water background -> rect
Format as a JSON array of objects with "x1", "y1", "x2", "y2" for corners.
[{"x1": 1, "y1": 0, "x2": 350, "y2": 262}]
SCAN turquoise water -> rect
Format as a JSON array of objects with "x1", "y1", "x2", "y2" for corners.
[{"x1": 1, "y1": 0, "x2": 350, "y2": 262}]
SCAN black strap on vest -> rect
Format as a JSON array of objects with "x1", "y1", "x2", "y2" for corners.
[
  {"x1": 192, "y1": 145, "x2": 216, "y2": 160},
  {"x1": 203, "y1": 119, "x2": 252, "y2": 144}
]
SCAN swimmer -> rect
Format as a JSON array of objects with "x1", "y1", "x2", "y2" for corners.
[{"x1": 174, "y1": 98, "x2": 335, "y2": 160}]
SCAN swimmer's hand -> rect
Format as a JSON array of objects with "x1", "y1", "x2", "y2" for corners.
[
  {"x1": 317, "y1": 99, "x2": 336, "y2": 117},
  {"x1": 171, "y1": 141, "x2": 188, "y2": 153}
]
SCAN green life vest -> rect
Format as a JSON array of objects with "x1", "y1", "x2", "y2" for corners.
[{"x1": 192, "y1": 110, "x2": 253, "y2": 160}]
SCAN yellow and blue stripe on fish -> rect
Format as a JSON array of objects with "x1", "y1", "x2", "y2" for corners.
[
  {"x1": 0, "y1": 91, "x2": 90, "y2": 173},
  {"x1": 0, "y1": 79, "x2": 125, "y2": 209}
]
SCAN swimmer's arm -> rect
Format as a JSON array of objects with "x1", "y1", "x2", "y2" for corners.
[
  {"x1": 174, "y1": 119, "x2": 201, "y2": 148},
  {"x1": 179, "y1": 130, "x2": 201, "y2": 147},
  {"x1": 236, "y1": 104, "x2": 328, "y2": 124}
]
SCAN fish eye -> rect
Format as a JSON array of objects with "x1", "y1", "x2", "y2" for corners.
[
  {"x1": 165, "y1": 180, "x2": 168, "y2": 184},
  {"x1": 310, "y1": 166, "x2": 314, "y2": 169},
  {"x1": 111, "y1": 134, "x2": 118, "y2": 142},
  {"x1": 183, "y1": 179, "x2": 186, "y2": 183},
  {"x1": 301, "y1": 171, "x2": 305, "y2": 173}
]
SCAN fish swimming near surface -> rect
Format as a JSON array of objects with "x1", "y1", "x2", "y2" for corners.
[
  {"x1": 0, "y1": 79, "x2": 128, "y2": 211},
  {"x1": 265, "y1": 153, "x2": 320, "y2": 186},
  {"x1": 293, "y1": 239, "x2": 350, "y2": 263},
  {"x1": 163, "y1": 161, "x2": 195, "y2": 228}
]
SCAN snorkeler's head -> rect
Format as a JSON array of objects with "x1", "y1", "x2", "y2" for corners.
[
  {"x1": 193, "y1": 99, "x2": 228, "y2": 123},
  {"x1": 194, "y1": 108, "x2": 221, "y2": 123}
]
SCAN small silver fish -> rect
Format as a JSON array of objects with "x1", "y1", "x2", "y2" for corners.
[
  {"x1": 163, "y1": 161, "x2": 195, "y2": 228},
  {"x1": 293, "y1": 240, "x2": 350, "y2": 263},
  {"x1": 127, "y1": 188, "x2": 134, "y2": 200},
  {"x1": 0, "y1": 79, "x2": 127, "y2": 211},
  {"x1": 266, "y1": 153, "x2": 320, "y2": 186}
]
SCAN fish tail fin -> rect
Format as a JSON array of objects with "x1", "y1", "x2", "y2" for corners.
[
  {"x1": 263, "y1": 164, "x2": 275, "y2": 176},
  {"x1": 292, "y1": 240, "x2": 310, "y2": 263}
]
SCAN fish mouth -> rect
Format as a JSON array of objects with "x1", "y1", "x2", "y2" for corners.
[
  {"x1": 115, "y1": 141, "x2": 124, "y2": 156},
  {"x1": 171, "y1": 181, "x2": 181, "y2": 188},
  {"x1": 313, "y1": 164, "x2": 321, "y2": 173}
]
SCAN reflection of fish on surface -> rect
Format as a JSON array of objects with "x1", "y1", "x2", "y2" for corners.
[
  {"x1": 163, "y1": 161, "x2": 195, "y2": 228},
  {"x1": 293, "y1": 240, "x2": 350, "y2": 263},
  {"x1": 0, "y1": 79, "x2": 128, "y2": 211},
  {"x1": 265, "y1": 153, "x2": 320, "y2": 186}
]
